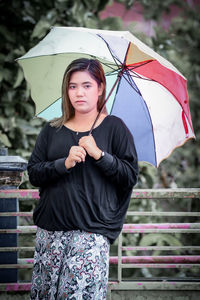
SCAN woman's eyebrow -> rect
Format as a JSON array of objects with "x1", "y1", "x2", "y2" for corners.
[{"x1": 69, "y1": 81, "x2": 92, "y2": 84}]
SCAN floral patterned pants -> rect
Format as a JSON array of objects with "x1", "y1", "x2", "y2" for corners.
[{"x1": 30, "y1": 227, "x2": 110, "y2": 299}]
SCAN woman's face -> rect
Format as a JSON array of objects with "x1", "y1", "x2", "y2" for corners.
[{"x1": 68, "y1": 70, "x2": 103, "y2": 115}]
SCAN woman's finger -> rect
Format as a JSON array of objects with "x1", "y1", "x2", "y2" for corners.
[
  {"x1": 75, "y1": 150, "x2": 86, "y2": 161},
  {"x1": 72, "y1": 151, "x2": 86, "y2": 163},
  {"x1": 71, "y1": 146, "x2": 87, "y2": 156}
]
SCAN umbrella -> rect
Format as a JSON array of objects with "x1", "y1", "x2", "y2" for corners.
[{"x1": 17, "y1": 26, "x2": 195, "y2": 167}]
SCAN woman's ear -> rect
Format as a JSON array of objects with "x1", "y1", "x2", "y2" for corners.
[{"x1": 98, "y1": 83, "x2": 104, "y2": 96}]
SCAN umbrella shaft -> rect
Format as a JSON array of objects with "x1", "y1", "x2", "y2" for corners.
[{"x1": 89, "y1": 74, "x2": 121, "y2": 135}]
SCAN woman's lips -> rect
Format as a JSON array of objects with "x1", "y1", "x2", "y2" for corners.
[{"x1": 75, "y1": 100, "x2": 86, "y2": 104}]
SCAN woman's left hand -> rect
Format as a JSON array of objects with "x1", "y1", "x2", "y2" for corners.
[{"x1": 78, "y1": 135, "x2": 102, "y2": 160}]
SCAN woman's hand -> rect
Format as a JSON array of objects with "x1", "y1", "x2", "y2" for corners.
[
  {"x1": 65, "y1": 146, "x2": 86, "y2": 169},
  {"x1": 78, "y1": 135, "x2": 102, "y2": 160}
]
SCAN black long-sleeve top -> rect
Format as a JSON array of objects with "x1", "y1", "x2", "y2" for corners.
[{"x1": 27, "y1": 115, "x2": 138, "y2": 243}]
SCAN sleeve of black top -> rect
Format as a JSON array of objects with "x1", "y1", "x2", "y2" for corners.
[
  {"x1": 27, "y1": 123, "x2": 70, "y2": 187},
  {"x1": 95, "y1": 118, "x2": 138, "y2": 189}
]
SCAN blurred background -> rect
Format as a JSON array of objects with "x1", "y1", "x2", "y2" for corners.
[
  {"x1": 0, "y1": 0, "x2": 200, "y2": 284},
  {"x1": 0, "y1": 0, "x2": 199, "y2": 189}
]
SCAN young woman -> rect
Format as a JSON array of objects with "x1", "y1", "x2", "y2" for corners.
[{"x1": 28, "y1": 58, "x2": 138, "y2": 299}]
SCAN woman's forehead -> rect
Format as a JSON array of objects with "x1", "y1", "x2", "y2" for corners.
[{"x1": 69, "y1": 70, "x2": 94, "y2": 81}]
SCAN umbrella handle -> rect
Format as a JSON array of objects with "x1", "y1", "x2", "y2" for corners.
[{"x1": 89, "y1": 73, "x2": 122, "y2": 135}]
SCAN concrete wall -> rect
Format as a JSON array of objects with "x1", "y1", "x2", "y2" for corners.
[
  {"x1": 110, "y1": 290, "x2": 199, "y2": 300},
  {"x1": 0, "y1": 290, "x2": 200, "y2": 300}
]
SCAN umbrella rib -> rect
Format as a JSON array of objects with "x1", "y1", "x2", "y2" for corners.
[
  {"x1": 35, "y1": 97, "x2": 62, "y2": 117},
  {"x1": 89, "y1": 34, "x2": 125, "y2": 134},
  {"x1": 128, "y1": 69, "x2": 154, "y2": 81},
  {"x1": 99, "y1": 40, "x2": 143, "y2": 94},
  {"x1": 96, "y1": 34, "x2": 123, "y2": 73},
  {"x1": 89, "y1": 56, "x2": 120, "y2": 73},
  {"x1": 107, "y1": 41, "x2": 138, "y2": 113},
  {"x1": 122, "y1": 71, "x2": 158, "y2": 167},
  {"x1": 115, "y1": 42, "x2": 143, "y2": 94},
  {"x1": 127, "y1": 60, "x2": 156, "y2": 81},
  {"x1": 89, "y1": 73, "x2": 122, "y2": 134},
  {"x1": 128, "y1": 60, "x2": 153, "y2": 70},
  {"x1": 109, "y1": 76, "x2": 122, "y2": 115},
  {"x1": 96, "y1": 35, "x2": 138, "y2": 87},
  {"x1": 97, "y1": 34, "x2": 123, "y2": 66},
  {"x1": 100, "y1": 62, "x2": 121, "y2": 74},
  {"x1": 128, "y1": 69, "x2": 151, "y2": 80},
  {"x1": 121, "y1": 69, "x2": 142, "y2": 95},
  {"x1": 90, "y1": 37, "x2": 155, "y2": 132}
]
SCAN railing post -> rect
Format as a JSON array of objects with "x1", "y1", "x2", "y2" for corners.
[
  {"x1": 118, "y1": 231, "x2": 122, "y2": 282},
  {"x1": 0, "y1": 147, "x2": 27, "y2": 283}
]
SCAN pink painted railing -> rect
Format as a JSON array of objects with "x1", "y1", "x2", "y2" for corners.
[{"x1": 0, "y1": 188, "x2": 200, "y2": 295}]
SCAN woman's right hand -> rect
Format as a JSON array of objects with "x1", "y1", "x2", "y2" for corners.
[{"x1": 65, "y1": 146, "x2": 87, "y2": 169}]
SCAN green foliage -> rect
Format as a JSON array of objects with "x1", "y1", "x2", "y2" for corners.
[
  {"x1": 116, "y1": 0, "x2": 184, "y2": 17},
  {"x1": 137, "y1": 0, "x2": 184, "y2": 20},
  {"x1": 116, "y1": 0, "x2": 135, "y2": 10},
  {"x1": 0, "y1": 0, "x2": 121, "y2": 170},
  {"x1": 139, "y1": 233, "x2": 182, "y2": 255}
]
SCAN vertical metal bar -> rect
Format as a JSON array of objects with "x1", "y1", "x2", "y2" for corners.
[
  {"x1": 106, "y1": 286, "x2": 112, "y2": 300},
  {"x1": 0, "y1": 149, "x2": 27, "y2": 283},
  {"x1": 117, "y1": 231, "x2": 122, "y2": 282}
]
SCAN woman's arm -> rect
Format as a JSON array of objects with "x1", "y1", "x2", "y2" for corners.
[
  {"x1": 96, "y1": 128, "x2": 138, "y2": 188},
  {"x1": 27, "y1": 124, "x2": 70, "y2": 187},
  {"x1": 28, "y1": 124, "x2": 87, "y2": 187},
  {"x1": 79, "y1": 118, "x2": 138, "y2": 189}
]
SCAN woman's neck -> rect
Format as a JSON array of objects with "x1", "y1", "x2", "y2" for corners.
[
  {"x1": 65, "y1": 110, "x2": 107, "y2": 132},
  {"x1": 73, "y1": 110, "x2": 98, "y2": 125}
]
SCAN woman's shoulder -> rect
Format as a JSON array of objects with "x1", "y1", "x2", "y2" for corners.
[
  {"x1": 38, "y1": 121, "x2": 59, "y2": 138},
  {"x1": 104, "y1": 115, "x2": 128, "y2": 130},
  {"x1": 104, "y1": 115, "x2": 133, "y2": 141}
]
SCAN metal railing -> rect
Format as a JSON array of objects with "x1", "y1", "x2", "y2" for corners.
[
  {"x1": 107, "y1": 188, "x2": 200, "y2": 299},
  {"x1": 0, "y1": 188, "x2": 200, "y2": 298}
]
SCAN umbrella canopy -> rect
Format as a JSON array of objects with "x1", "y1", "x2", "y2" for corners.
[{"x1": 17, "y1": 26, "x2": 195, "y2": 167}]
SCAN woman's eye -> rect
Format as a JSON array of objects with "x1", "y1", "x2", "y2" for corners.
[
  {"x1": 84, "y1": 84, "x2": 91, "y2": 89},
  {"x1": 69, "y1": 85, "x2": 76, "y2": 89}
]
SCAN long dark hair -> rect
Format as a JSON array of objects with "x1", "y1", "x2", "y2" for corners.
[{"x1": 50, "y1": 58, "x2": 106, "y2": 128}]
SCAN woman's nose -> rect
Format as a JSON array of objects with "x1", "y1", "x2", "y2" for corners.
[{"x1": 76, "y1": 87, "x2": 84, "y2": 96}]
